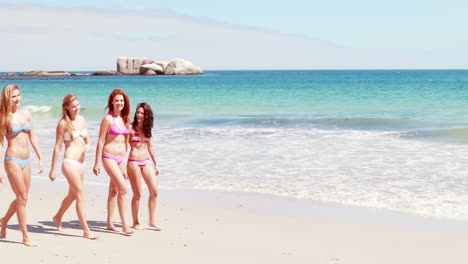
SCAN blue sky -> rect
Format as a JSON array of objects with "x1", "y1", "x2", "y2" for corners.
[{"x1": 1, "y1": 0, "x2": 467, "y2": 70}]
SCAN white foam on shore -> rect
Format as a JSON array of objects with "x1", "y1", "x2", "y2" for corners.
[
  {"x1": 32, "y1": 120, "x2": 468, "y2": 222},
  {"x1": 154, "y1": 126, "x2": 468, "y2": 221},
  {"x1": 23, "y1": 105, "x2": 52, "y2": 112}
]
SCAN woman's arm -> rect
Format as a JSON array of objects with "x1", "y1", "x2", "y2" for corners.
[
  {"x1": 48, "y1": 120, "x2": 65, "y2": 181},
  {"x1": 0, "y1": 134, "x2": 4, "y2": 183},
  {"x1": 83, "y1": 116, "x2": 91, "y2": 153},
  {"x1": 147, "y1": 138, "x2": 160, "y2": 176},
  {"x1": 93, "y1": 116, "x2": 110, "y2": 176},
  {"x1": 27, "y1": 110, "x2": 44, "y2": 174},
  {"x1": 122, "y1": 125, "x2": 131, "y2": 179}
]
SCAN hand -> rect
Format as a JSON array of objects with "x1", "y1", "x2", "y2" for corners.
[
  {"x1": 0, "y1": 172, "x2": 4, "y2": 183},
  {"x1": 93, "y1": 164, "x2": 100, "y2": 176},
  {"x1": 85, "y1": 143, "x2": 91, "y2": 153},
  {"x1": 155, "y1": 165, "x2": 160, "y2": 176},
  {"x1": 38, "y1": 160, "x2": 44, "y2": 174},
  {"x1": 123, "y1": 169, "x2": 128, "y2": 180},
  {"x1": 48, "y1": 170, "x2": 56, "y2": 181}
]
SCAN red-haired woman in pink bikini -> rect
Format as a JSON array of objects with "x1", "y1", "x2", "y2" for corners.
[{"x1": 93, "y1": 89, "x2": 133, "y2": 235}]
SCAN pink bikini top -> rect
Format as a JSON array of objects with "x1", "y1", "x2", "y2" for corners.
[
  {"x1": 131, "y1": 131, "x2": 150, "y2": 143},
  {"x1": 108, "y1": 112, "x2": 130, "y2": 136}
]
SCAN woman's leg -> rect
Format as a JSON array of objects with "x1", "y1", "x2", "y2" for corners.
[
  {"x1": 106, "y1": 178, "x2": 119, "y2": 231},
  {"x1": 52, "y1": 188, "x2": 75, "y2": 231},
  {"x1": 52, "y1": 163, "x2": 77, "y2": 230},
  {"x1": 4, "y1": 161, "x2": 36, "y2": 246},
  {"x1": 141, "y1": 164, "x2": 160, "y2": 230},
  {"x1": 102, "y1": 158, "x2": 133, "y2": 235},
  {"x1": 60, "y1": 162, "x2": 97, "y2": 239},
  {"x1": 127, "y1": 163, "x2": 143, "y2": 229},
  {"x1": 0, "y1": 200, "x2": 17, "y2": 238}
]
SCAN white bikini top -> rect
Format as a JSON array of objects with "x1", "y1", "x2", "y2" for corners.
[{"x1": 64, "y1": 129, "x2": 88, "y2": 141}]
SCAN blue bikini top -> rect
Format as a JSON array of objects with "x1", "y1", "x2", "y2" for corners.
[{"x1": 11, "y1": 122, "x2": 31, "y2": 136}]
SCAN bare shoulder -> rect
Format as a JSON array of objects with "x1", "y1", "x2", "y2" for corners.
[
  {"x1": 21, "y1": 108, "x2": 32, "y2": 119},
  {"x1": 100, "y1": 114, "x2": 112, "y2": 124},
  {"x1": 79, "y1": 115, "x2": 87, "y2": 123},
  {"x1": 99, "y1": 114, "x2": 114, "y2": 131},
  {"x1": 77, "y1": 115, "x2": 88, "y2": 126},
  {"x1": 104, "y1": 113, "x2": 113, "y2": 121},
  {"x1": 57, "y1": 119, "x2": 66, "y2": 129}
]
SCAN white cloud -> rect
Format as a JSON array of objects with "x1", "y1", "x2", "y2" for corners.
[{"x1": 1, "y1": 4, "x2": 467, "y2": 71}]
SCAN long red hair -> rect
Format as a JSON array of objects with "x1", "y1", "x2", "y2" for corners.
[{"x1": 105, "y1": 89, "x2": 130, "y2": 125}]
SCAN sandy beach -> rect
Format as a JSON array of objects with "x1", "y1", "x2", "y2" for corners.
[
  {"x1": 0, "y1": 178, "x2": 466, "y2": 264},
  {"x1": 1, "y1": 0, "x2": 468, "y2": 261}
]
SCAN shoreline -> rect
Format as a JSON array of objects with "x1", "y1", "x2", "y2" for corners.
[
  {"x1": 1, "y1": 177, "x2": 467, "y2": 263},
  {"x1": 6, "y1": 176, "x2": 468, "y2": 233},
  {"x1": 28, "y1": 176, "x2": 468, "y2": 233}
]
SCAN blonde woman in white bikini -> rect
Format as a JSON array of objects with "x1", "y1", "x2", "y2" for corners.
[{"x1": 48, "y1": 94, "x2": 97, "y2": 240}]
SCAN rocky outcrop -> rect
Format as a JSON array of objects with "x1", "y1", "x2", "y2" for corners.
[
  {"x1": 139, "y1": 63, "x2": 164, "y2": 75},
  {"x1": 155, "y1": 61, "x2": 168, "y2": 71},
  {"x1": 19, "y1": 71, "x2": 71, "y2": 77},
  {"x1": 90, "y1": 70, "x2": 124, "y2": 76},
  {"x1": 117, "y1": 57, "x2": 156, "y2": 75},
  {"x1": 5, "y1": 57, "x2": 203, "y2": 78},
  {"x1": 164, "y1": 58, "x2": 203, "y2": 75},
  {"x1": 117, "y1": 57, "x2": 203, "y2": 75},
  {"x1": 144, "y1": 70, "x2": 157, "y2": 75}
]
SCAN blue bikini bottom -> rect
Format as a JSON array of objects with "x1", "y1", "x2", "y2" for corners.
[{"x1": 5, "y1": 157, "x2": 31, "y2": 169}]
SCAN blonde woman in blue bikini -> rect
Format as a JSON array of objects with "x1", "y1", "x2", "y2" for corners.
[
  {"x1": 93, "y1": 89, "x2": 133, "y2": 235},
  {"x1": 48, "y1": 94, "x2": 97, "y2": 240},
  {"x1": 0, "y1": 84, "x2": 44, "y2": 247}
]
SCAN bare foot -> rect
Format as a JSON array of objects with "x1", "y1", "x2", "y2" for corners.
[
  {"x1": 22, "y1": 238, "x2": 38, "y2": 247},
  {"x1": 106, "y1": 224, "x2": 120, "y2": 232},
  {"x1": 83, "y1": 231, "x2": 99, "y2": 240},
  {"x1": 132, "y1": 224, "x2": 143, "y2": 230},
  {"x1": 149, "y1": 223, "x2": 161, "y2": 231},
  {"x1": 122, "y1": 226, "x2": 134, "y2": 235},
  {"x1": 53, "y1": 215, "x2": 62, "y2": 231},
  {"x1": 0, "y1": 217, "x2": 6, "y2": 238}
]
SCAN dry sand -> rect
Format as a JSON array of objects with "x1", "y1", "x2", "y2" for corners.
[{"x1": 1, "y1": 179, "x2": 467, "y2": 264}]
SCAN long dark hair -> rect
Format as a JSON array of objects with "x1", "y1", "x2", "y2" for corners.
[
  {"x1": 105, "y1": 89, "x2": 130, "y2": 125},
  {"x1": 132, "y1": 102, "x2": 154, "y2": 138}
]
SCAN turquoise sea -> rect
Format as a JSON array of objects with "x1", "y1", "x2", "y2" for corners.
[{"x1": 2, "y1": 70, "x2": 468, "y2": 221}]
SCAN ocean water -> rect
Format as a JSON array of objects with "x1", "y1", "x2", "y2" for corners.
[{"x1": 2, "y1": 70, "x2": 468, "y2": 221}]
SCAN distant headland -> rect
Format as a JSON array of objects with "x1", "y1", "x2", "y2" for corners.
[{"x1": 2, "y1": 57, "x2": 203, "y2": 77}]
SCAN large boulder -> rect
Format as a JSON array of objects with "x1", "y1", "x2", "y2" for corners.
[
  {"x1": 144, "y1": 70, "x2": 157, "y2": 75},
  {"x1": 164, "y1": 58, "x2": 203, "y2": 75},
  {"x1": 139, "y1": 63, "x2": 164, "y2": 75},
  {"x1": 155, "y1": 61, "x2": 169, "y2": 71},
  {"x1": 117, "y1": 57, "x2": 155, "y2": 75}
]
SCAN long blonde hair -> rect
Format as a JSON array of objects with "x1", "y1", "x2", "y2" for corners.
[
  {"x1": 62, "y1": 94, "x2": 79, "y2": 136},
  {"x1": 0, "y1": 84, "x2": 20, "y2": 136}
]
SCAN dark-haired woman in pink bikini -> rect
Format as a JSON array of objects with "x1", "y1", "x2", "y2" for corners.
[
  {"x1": 93, "y1": 89, "x2": 134, "y2": 235},
  {"x1": 127, "y1": 103, "x2": 161, "y2": 230}
]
